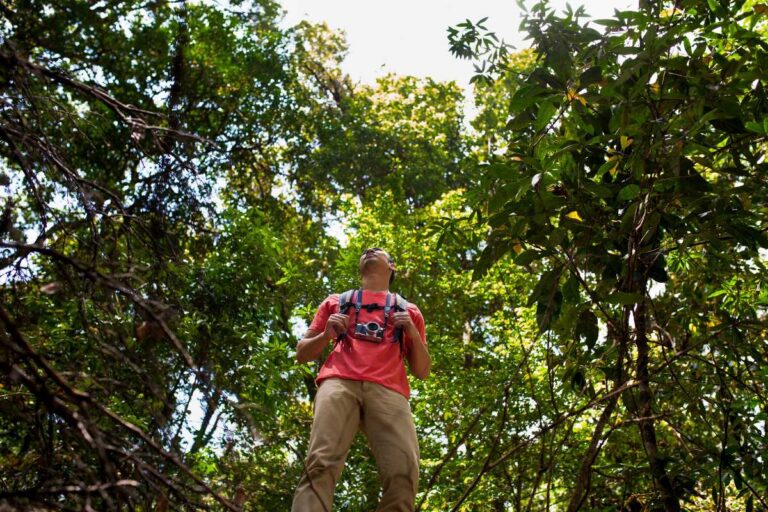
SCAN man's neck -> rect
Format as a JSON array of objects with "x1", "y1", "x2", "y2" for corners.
[{"x1": 361, "y1": 275, "x2": 389, "y2": 292}]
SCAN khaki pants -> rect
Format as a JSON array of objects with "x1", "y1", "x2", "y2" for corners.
[{"x1": 292, "y1": 378, "x2": 420, "y2": 512}]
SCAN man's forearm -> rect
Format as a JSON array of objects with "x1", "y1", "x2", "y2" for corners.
[
  {"x1": 296, "y1": 331, "x2": 332, "y2": 363},
  {"x1": 407, "y1": 328, "x2": 431, "y2": 379}
]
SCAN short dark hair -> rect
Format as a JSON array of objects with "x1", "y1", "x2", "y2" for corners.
[{"x1": 389, "y1": 255, "x2": 396, "y2": 286}]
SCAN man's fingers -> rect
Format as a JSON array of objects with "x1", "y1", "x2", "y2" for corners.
[
  {"x1": 330, "y1": 314, "x2": 349, "y2": 328},
  {"x1": 392, "y1": 314, "x2": 412, "y2": 327},
  {"x1": 328, "y1": 314, "x2": 350, "y2": 336}
]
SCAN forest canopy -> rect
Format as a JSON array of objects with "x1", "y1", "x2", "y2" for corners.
[{"x1": 1, "y1": 0, "x2": 766, "y2": 511}]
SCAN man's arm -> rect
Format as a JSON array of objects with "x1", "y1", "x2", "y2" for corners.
[
  {"x1": 296, "y1": 329, "x2": 329, "y2": 363},
  {"x1": 406, "y1": 328, "x2": 431, "y2": 379},
  {"x1": 296, "y1": 313, "x2": 349, "y2": 363},
  {"x1": 393, "y1": 311, "x2": 431, "y2": 379}
]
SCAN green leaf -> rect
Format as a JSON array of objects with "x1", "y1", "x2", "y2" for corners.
[
  {"x1": 547, "y1": 40, "x2": 573, "y2": 81},
  {"x1": 507, "y1": 111, "x2": 535, "y2": 131},
  {"x1": 648, "y1": 258, "x2": 669, "y2": 283},
  {"x1": 570, "y1": 368, "x2": 587, "y2": 391},
  {"x1": 683, "y1": 37, "x2": 693, "y2": 56},
  {"x1": 583, "y1": 180, "x2": 613, "y2": 199},
  {"x1": 535, "y1": 101, "x2": 557, "y2": 132},
  {"x1": 530, "y1": 68, "x2": 564, "y2": 89},
  {"x1": 620, "y1": 203, "x2": 639, "y2": 234},
  {"x1": 575, "y1": 309, "x2": 599, "y2": 350},
  {"x1": 473, "y1": 242, "x2": 507, "y2": 281},
  {"x1": 579, "y1": 66, "x2": 602, "y2": 88},
  {"x1": 562, "y1": 275, "x2": 580, "y2": 303},
  {"x1": 725, "y1": 222, "x2": 768, "y2": 250},
  {"x1": 618, "y1": 184, "x2": 641, "y2": 201},
  {"x1": 706, "y1": 0, "x2": 726, "y2": 16},
  {"x1": 606, "y1": 291, "x2": 644, "y2": 305},
  {"x1": 528, "y1": 269, "x2": 560, "y2": 307},
  {"x1": 515, "y1": 250, "x2": 541, "y2": 266},
  {"x1": 596, "y1": 158, "x2": 619, "y2": 178},
  {"x1": 536, "y1": 290, "x2": 563, "y2": 332},
  {"x1": 592, "y1": 18, "x2": 621, "y2": 27},
  {"x1": 745, "y1": 121, "x2": 765, "y2": 134},
  {"x1": 622, "y1": 388, "x2": 640, "y2": 413},
  {"x1": 510, "y1": 84, "x2": 547, "y2": 111}
]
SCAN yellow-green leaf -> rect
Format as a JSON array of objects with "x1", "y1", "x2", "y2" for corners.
[{"x1": 566, "y1": 211, "x2": 583, "y2": 222}]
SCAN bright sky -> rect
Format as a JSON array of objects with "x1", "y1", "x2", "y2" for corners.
[{"x1": 280, "y1": 0, "x2": 634, "y2": 90}]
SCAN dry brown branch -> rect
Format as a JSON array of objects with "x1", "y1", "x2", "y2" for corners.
[{"x1": 0, "y1": 302, "x2": 239, "y2": 511}]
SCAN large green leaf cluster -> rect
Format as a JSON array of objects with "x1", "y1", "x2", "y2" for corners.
[{"x1": 450, "y1": 0, "x2": 768, "y2": 509}]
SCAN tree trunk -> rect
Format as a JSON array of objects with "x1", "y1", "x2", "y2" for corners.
[
  {"x1": 635, "y1": 298, "x2": 680, "y2": 512},
  {"x1": 462, "y1": 320, "x2": 473, "y2": 368},
  {"x1": 188, "y1": 388, "x2": 221, "y2": 456},
  {"x1": 566, "y1": 323, "x2": 626, "y2": 512},
  {"x1": 565, "y1": 395, "x2": 619, "y2": 512}
]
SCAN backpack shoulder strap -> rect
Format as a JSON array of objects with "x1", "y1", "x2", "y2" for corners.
[
  {"x1": 393, "y1": 293, "x2": 408, "y2": 312},
  {"x1": 391, "y1": 293, "x2": 410, "y2": 355},
  {"x1": 338, "y1": 289, "x2": 356, "y2": 314},
  {"x1": 335, "y1": 289, "x2": 358, "y2": 347}
]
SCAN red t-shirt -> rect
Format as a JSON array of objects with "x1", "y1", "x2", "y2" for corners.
[{"x1": 308, "y1": 290, "x2": 426, "y2": 399}]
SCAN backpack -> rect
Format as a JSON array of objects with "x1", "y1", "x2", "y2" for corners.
[{"x1": 335, "y1": 289, "x2": 409, "y2": 354}]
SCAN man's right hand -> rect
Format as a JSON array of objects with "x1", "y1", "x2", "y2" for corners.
[{"x1": 324, "y1": 313, "x2": 350, "y2": 340}]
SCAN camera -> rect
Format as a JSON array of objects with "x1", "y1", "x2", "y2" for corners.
[{"x1": 354, "y1": 321, "x2": 385, "y2": 343}]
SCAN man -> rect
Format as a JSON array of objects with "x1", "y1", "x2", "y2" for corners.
[{"x1": 292, "y1": 247, "x2": 431, "y2": 512}]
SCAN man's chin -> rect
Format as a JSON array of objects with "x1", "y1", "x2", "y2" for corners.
[{"x1": 360, "y1": 260, "x2": 381, "y2": 273}]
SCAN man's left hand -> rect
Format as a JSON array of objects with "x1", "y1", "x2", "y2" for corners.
[{"x1": 392, "y1": 311, "x2": 418, "y2": 338}]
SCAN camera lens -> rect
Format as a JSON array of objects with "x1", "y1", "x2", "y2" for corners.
[{"x1": 366, "y1": 322, "x2": 380, "y2": 331}]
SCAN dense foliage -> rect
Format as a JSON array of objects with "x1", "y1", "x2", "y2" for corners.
[{"x1": 1, "y1": 0, "x2": 765, "y2": 511}]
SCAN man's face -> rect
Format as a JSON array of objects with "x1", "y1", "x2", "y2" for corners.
[{"x1": 359, "y1": 247, "x2": 394, "y2": 275}]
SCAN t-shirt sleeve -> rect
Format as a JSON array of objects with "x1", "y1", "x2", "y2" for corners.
[
  {"x1": 308, "y1": 295, "x2": 337, "y2": 333},
  {"x1": 405, "y1": 305, "x2": 426, "y2": 353}
]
